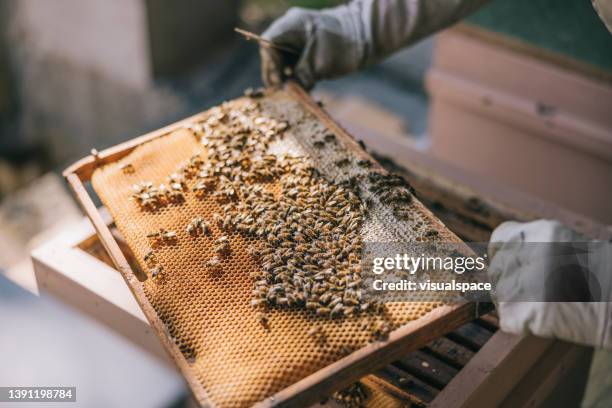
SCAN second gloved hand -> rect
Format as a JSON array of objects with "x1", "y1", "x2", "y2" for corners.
[{"x1": 487, "y1": 219, "x2": 612, "y2": 349}]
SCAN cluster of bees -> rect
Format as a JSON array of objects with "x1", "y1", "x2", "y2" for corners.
[
  {"x1": 330, "y1": 382, "x2": 368, "y2": 408},
  {"x1": 186, "y1": 217, "x2": 210, "y2": 236},
  {"x1": 130, "y1": 177, "x2": 186, "y2": 209},
  {"x1": 367, "y1": 172, "x2": 416, "y2": 222},
  {"x1": 129, "y1": 91, "x2": 401, "y2": 342}
]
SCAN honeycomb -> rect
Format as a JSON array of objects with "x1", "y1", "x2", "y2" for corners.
[{"x1": 91, "y1": 89, "x2": 460, "y2": 407}]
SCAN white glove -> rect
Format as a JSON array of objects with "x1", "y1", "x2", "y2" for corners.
[
  {"x1": 488, "y1": 220, "x2": 612, "y2": 349},
  {"x1": 260, "y1": 0, "x2": 490, "y2": 89}
]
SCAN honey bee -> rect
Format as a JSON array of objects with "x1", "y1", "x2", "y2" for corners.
[
  {"x1": 372, "y1": 320, "x2": 391, "y2": 340},
  {"x1": 143, "y1": 250, "x2": 156, "y2": 264},
  {"x1": 206, "y1": 256, "x2": 221, "y2": 272},
  {"x1": 150, "y1": 266, "x2": 163, "y2": 279},
  {"x1": 161, "y1": 230, "x2": 177, "y2": 241},
  {"x1": 308, "y1": 325, "x2": 327, "y2": 345},
  {"x1": 335, "y1": 158, "x2": 350, "y2": 167},
  {"x1": 316, "y1": 307, "x2": 331, "y2": 317},
  {"x1": 257, "y1": 312, "x2": 269, "y2": 329},
  {"x1": 213, "y1": 236, "x2": 230, "y2": 254},
  {"x1": 120, "y1": 163, "x2": 135, "y2": 174}
]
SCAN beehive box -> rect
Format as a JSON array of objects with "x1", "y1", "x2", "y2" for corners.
[{"x1": 64, "y1": 83, "x2": 480, "y2": 407}]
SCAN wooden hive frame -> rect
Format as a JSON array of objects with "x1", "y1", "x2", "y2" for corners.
[{"x1": 63, "y1": 82, "x2": 490, "y2": 407}]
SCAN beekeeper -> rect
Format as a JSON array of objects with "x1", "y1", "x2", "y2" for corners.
[{"x1": 260, "y1": 0, "x2": 612, "y2": 349}]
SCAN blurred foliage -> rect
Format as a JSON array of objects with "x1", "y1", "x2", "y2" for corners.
[{"x1": 241, "y1": 0, "x2": 344, "y2": 27}]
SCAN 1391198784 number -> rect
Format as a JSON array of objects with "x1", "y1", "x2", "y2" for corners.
[{"x1": 1, "y1": 387, "x2": 76, "y2": 402}]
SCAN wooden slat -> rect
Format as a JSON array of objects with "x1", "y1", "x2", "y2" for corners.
[
  {"x1": 65, "y1": 174, "x2": 137, "y2": 280},
  {"x1": 430, "y1": 332, "x2": 553, "y2": 408},
  {"x1": 499, "y1": 342, "x2": 591, "y2": 408},
  {"x1": 376, "y1": 365, "x2": 438, "y2": 405},
  {"x1": 423, "y1": 337, "x2": 475, "y2": 369},
  {"x1": 453, "y1": 24, "x2": 612, "y2": 87},
  {"x1": 477, "y1": 313, "x2": 499, "y2": 330},
  {"x1": 394, "y1": 350, "x2": 458, "y2": 389},
  {"x1": 446, "y1": 321, "x2": 494, "y2": 351}
]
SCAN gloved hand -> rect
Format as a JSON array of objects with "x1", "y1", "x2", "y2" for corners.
[
  {"x1": 487, "y1": 219, "x2": 612, "y2": 349},
  {"x1": 260, "y1": 0, "x2": 490, "y2": 89}
]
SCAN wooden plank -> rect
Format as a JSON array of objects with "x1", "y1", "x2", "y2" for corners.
[
  {"x1": 477, "y1": 313, "x2": 499, "y2": 330},
  {"x1": 419, "y1": 203, "x2": 493, "y2": 242},
  {"x1": 452, "y1": 24, "x2": 612, "y2": 96},
  {"x1": 393, "y1": 350, "x2": 458, "y2": 389},
  {"x1": 447, "y1": 321, "x2": 494, "y2": 351},
  {"x1": 65, "y1": 174, "x2": 138, "y2": 280},
  {"x1": 375, "y1": 365, "x2": 438, "y2": 405},
  {"x1": 430, "y1": 332, "x2": 553, "y2": 408},
  {"x1": 423, "y1": 337, "x2": 475, "y2": 369},
  {"x1": 499, "y1": 342, "x2": 592, "y2": 408},
  {"x1": 537, "y1": 346, "x2": 592, "y2": 408}
]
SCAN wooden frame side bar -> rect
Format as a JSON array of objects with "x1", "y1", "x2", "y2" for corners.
[
  {"x1": 65, "y1": 174, "x2": 134, "y2": 280},
  {"x1": 63, "y1": 172, "x2": 212, "y2": 405}
]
